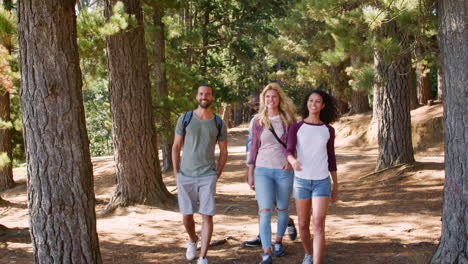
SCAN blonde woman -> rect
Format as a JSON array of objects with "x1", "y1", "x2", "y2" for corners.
[{"x1": 247, "y1": 82, "x2": 296, "y2": 264}]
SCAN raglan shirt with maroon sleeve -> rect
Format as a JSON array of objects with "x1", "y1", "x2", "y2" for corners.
[{"x1": 285, "y1": 121, "x2": 337, "y2": 180}]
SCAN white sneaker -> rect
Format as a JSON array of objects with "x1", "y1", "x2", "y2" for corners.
[
  {"x1": 186, "y1": 239, "x2": 198, "y2": 260},
  {"x1": 197, "y1": 257, "x2": 208, "y2": 264}
]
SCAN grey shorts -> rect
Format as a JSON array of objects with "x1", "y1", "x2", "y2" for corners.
[{"x1": 176, "y1": 172, "x2": 217, "y2": 216}]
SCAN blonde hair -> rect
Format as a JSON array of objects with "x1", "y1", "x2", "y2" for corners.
[{"x1": 256, "y1": 83, "x2": 296, "y2": 128}]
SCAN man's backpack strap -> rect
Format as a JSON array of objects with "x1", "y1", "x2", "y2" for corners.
[
  {"x1": 183, "y1": 111, "x2": 222, "y2": 140},
  {"x1": 182, "y1": 111, "x2": 193, "y2": 136},
  {"x1": 214, "y1": 114, "x2": 223, "y2": 141}
]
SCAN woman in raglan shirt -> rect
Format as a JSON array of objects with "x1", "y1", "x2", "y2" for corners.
[
  {"x1": 247, "y1": 82, "x2": 296, "y2": 264},
  {"x1": 286, "y1": 90, "x2": 339, "y2": 264}
]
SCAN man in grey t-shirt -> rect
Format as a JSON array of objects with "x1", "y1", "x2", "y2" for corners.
[{"x1": 172, "y1": 84, "x2": 228, "y2": 264}]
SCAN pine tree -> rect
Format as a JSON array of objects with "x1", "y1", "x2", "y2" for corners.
[
  {"x1": 374, "y1": 20, "x2": 415, "y2": 170},
  {"x1": 17, "y1": 0, "x2": 102, "y2": 262},
  {"x1": 103, "y1": 0, "x2": 175, "y2": 212},
  {"x1": 0, "y1": 2, "x2": 15, "y2": 191},
  {"x1": 151, "y1": 0, "x2": 172, "y2": 173},
  {"x1": 431, "y1": 0, "x2": 467, "y2": 262}
]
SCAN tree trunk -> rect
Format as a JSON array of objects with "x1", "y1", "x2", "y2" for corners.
[
  {"x1": 371, "y1": 78, "x2": 380, "y2": 125},
  {"x1": 349, "y1": 55, "x2": 370, "y2": 114},
  {"x1": 334, "y1": 96, "x2": 349, "y2": 115},
  {"x1": 231, "y1": 102, "x2": 244, "y2": 126},
  {"x1": 184, "y1": 4, "x2": 193, "y2": 67},
  {"x1": 329, "y1": 66, "x2": 350, "y2": 114},
  {"x1": 0, "y1": 0, "x2": 14, "y2": 192},
  {"x1": 349, "y1": 90, "x2": 370, "y2": 114},
  {"x1": 0, "y1": 83, "x2": 14, "y2": 192},
  {"x1": 408, "y1": 65, "x2": 419, "y2": 109},
  {"x1": 437, "y1": 53, "x2": 444, "y2": 101},
  {"x1": 104, "y1": 0, "x2": 175, "y2": 211},
  {"x1": 17, "y1": 1, "x2": 102, "y2": 263},
  {"x1": 431, "y1": 0, "x2": 467, "y2": 262},
  {"x1": 374, "y1": 21, "x2": 415, "y2": 171},
  {"x1": 201, "y1": 4, "x2": 210, "y2": 77},
  {"x1": 416, "y1": 65, "x2": 431, "y2": 105},
  {"x1": 415, "y1": 45, "x2": 432, "y2": 105},
  {"x1": 153, "y1": 3, "x2": 173, "y2": 173},
  {"x1": 222, "y1": 104, "x2": 233, "y2": 128}
]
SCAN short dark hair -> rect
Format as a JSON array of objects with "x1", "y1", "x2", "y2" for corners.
[
  {"x1": 251, "y1": 90, "x2": 260, "y2": 98},
  {"x1": 198, "y1": 84, "x2": 214, "y2": 95},
  {"x1": 301, "y1": 90, "x2": 339, "y2": 124}
]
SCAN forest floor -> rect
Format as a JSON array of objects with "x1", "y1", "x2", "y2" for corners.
[{"x1": 1, "y1": 104, "x2": 445, "y2": 264}]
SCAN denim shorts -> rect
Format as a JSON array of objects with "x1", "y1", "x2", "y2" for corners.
[{"x1": 293, "y1": 176, "x2": 331, "y2": 200}]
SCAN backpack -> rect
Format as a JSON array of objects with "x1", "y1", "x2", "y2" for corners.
[{"x1": 182, "y1": 111, "x2": 223, "y2": 141}]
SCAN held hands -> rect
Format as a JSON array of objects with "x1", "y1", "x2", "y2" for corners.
[
  {"x1": 247, "y1": 172, "x2": 255, "y2": 190},
  {"x1": 291, "y1": 159, "x2": 303, "y2": 171},
  {"x1": 282, "y1": 162, "x2": 293, "y2": 171}
]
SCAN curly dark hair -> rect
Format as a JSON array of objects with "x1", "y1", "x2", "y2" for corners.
[{"x1": 301, "y1": 90, "x2": 339, "y2": 124}]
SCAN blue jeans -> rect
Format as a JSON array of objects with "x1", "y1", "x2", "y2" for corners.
[{"x1": 254, "y1": 166, "x2": 294, "y2": 249}]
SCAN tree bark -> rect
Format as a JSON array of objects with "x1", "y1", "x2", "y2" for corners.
[
  {"x1": 349, "y1": 55, "x2": 370, "y2": 114},
  {"x1": 222, "y1": 104, "x2": 233, "y2": 128},
  {"x1": 374, "y1": 21, "x2": 415, "y2": 171},
  {"x1": 0, "y1": 83, "x2": 14, "y2": 192},
  {"x1": 153, "y1": 2, "x2": 172, "y2": 173},
  {"x1": 329, "y1": 65, "x2": 350, "y2": 114},
  {"x1": 431, "y1": 0, "x2": 467, "y2": 262},
  {"x1": 408, "y1": 65, "x2": 419, "y2": 109},
  {"x1": 349, "y1": 89, "x2": 370, "y2": 114},
  {"x1": 416, "y1": 64, "x2": 431, "y2": 105},
  {"x1": 371, "y1": 68, "x2": 381, "y2": 125},
  {"x1": 437, "y1": 53, "x2": 444, "y2": 101},
  {"x1": 17, "y1": 1, "x2": 102, "y2": 263},
  {"x1": 104, "y1": 0, "x2": 175, "y2": 211},
  {"x1": 415, "y1": 45, "x2": 432, "y2": 105},
  {"x1": 334, "y1": 96, "x2": 349, "y2": 115},
  {"x1": 184, "y1": 3, "x2": 193, "y2": 67},
  {"x1": 201, "y1": 3, "x2": 210, "y2": 77},
  {"x1": 230, "y1": 102, "x2": 244, "y2": 127},
  {"x1": 0, "y1": 0, "x2": 15, "y2": 192}
]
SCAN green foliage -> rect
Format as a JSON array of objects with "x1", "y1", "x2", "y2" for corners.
[
  {"x1": 77, "y1": 8, "x2": 111, "y2": 156},
  {"x1": 76, "y1": 2, "x2": 141, "y2": 156},
  {"x1": 0, "y1": 118, "x2": 12, "y2": 129},
  {"x1": 345, "y1": 62, "x2": 375, "y2": 91},
  {"x1": 83, "y1": 80, "x2": 113, "y2": 156},
  {"x1": 100, "y1": 2, "x2": 137, "y2": 36},
  {"x1": 73, "y1": 0, "x2": 440, "y2": 158},
  {"x1": 0, "y1": 152, "x2": 10, "y2": 169},
  {"x1": 270, "y1": 0, "x2": 435, "y2": 112},
  {"x1": 362, "y1": 5, "x2": 387, "y2": 30},
  {"x1": 321, "y1": 49, "x2": 347, "y2": 66},
  {"x1": 375, "y1": 37, "x2": 403, "y2": 62},
  {"x1": 77, "y1": 3, "x2": 137, "y2": 80},
  {"x1": 140, "y1": 0, "x2": 303, "y2": 140},
  {"x1": 0, "y1": 8, "x2": 15, "y2": 36},
  {"x1": 0, "y1": 7, "x2": 24, "y2": 164}
]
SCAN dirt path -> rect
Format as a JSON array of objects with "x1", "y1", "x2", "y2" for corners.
[{"x1": 0, "y1": 126, "x2": 444, "y2": 264}]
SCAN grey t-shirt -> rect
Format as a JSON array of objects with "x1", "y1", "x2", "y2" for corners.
[{"x1": 175, "y1": 113, "x2": 228, "y2": 177}]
